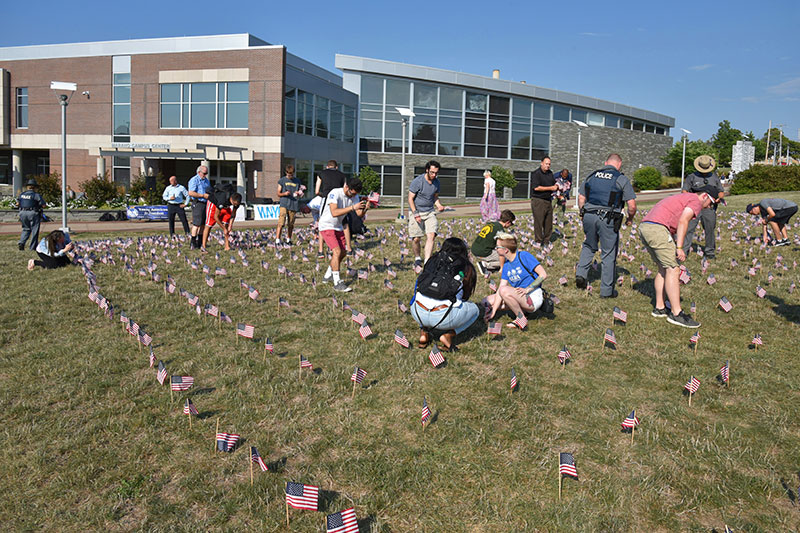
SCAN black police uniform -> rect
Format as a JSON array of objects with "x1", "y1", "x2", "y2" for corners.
[{"x1": 18, "y1": 189, "x2": 45, "y2": 250}]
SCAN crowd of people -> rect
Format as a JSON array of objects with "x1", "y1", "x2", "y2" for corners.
[{"x1": 18, "y1": 154, "x2": 797, "y2": 348}]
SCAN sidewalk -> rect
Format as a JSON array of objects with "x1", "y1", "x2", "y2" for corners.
[{"x1": 0, "y1": 189, "x2": 680, "y2": 236}]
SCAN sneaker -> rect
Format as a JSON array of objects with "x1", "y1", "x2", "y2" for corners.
[
  {"x1": 333, "y1": 282, "x2": 352, "y2": 293},
  {"x1": 768, "y1": 239, "x2": 778, "y2": 247},
  {"x1": 285, "y1": 239, "x2": 293, "y2": 246},
  {"x1": 200, "y1": 247, "x2": 208, "y2": 254},
  {"x1": 600, "y1": 290, "x2": 618, "y2": 299},
  {"x1": 776, "y1": 239, "x2": 789, "y2": 247},
  {"x1": 321, "y1": 274, "x2": 332, "y2": 284},
  {"x1": 667, "y1": 311, "x2": 700, "y2": 328},
  {"x1": 475, "y1": 261, "x2": 486, "y2": 276},
  {"x1": 27, "y1": 258, "x2": 35, "y2": 271},
  {"x1": 275, "y1": 240, "x2": 281, "y2": 247},
  {"x1": 414, "y1": 258, "x2": 424, "y2": 269},
  {"x1": 18, "y1": 243, "x2": 25, "y2": 251},
  {"x1": 575, "y1": 276, "x2": 587, "y2": 289},
  {"x1": 317, "y1": 252, "x2": 325, "y2": 259},
  {"x1": 651, "y1": 307, "x2": 668, "y2": 318}
]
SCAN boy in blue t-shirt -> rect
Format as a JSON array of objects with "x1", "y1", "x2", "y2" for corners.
[{"x1": 485, "y1": 233, "x2": 548, "y2": 328}]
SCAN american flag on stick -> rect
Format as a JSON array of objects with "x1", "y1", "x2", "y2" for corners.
[
  {"x1": 487, "y1": 322, "x2": 502, "y2": 336},
  {"x1": 558, "y1": 345, "x2": 571, "y2": 364},
  {"x1": 248, "y1": 287, "x2": 260, "y2": 300},
  {"x1": 383, "y1": 279, "x2": 394, "y2": 290},
  {"x1": 140, "y1": 332, "x2": 153, "y2": 346},
  {"x1": 510, "y1": 368, "x2": 518, "y2": 392},
  {"x1": 684, "y1": 376, "x2": 701, "y2": 394},
  {"x1": 215, "y1": 267, "x2": 227, "y2": 276},
  {"x1": 236, "y1": 323, "x2": 255, "y2": 338},
  {"x1": 612, "y1": 306, "x2": 627, "y2": 323},
  {"x1": 621, "y1": 410, "x2": 640, "y2": 429},
  {"x1": 351, "y1": 310, "x2": 366, "y2": 325},
  {"x1": 755, "y1": 285, "x2": 766, "y2": 298},
  {"x1": 157, "y1": 361, "x2": 167, "y2": 385},
  {"x1": 251, "y1": 446, "x2": 268, "y2": 472},
  {"x1": 278, "y1": 297, "x2": 290, "y2": 308},
  {"x1": 300, "y1": 355, "x2": 313, "y2": 369},
  {"x1": 165, "y1": 281, "x2": 176, "y2": 294},
  {"x1": 558, "y1": 275, "x2": 568, "y2": 286},
  {"x1": 690, "y1": 301, "x2": 696, "y2": 314},
  {"x1": 350, "y1": 367, "x2": 367, "y2": 384},
  {"x1": 149, "y1": 346, "x2": 155, "y2": 368},
  {"x1": 718, "y1": 297, "x2": 733, "y2": 313},
  {"x1": 559, "y1": 452, "x2": 578, "y2": 479},
  {"x1": 752, "y1": 333, "x2": 763, "y2": 346},
  {"x1": 429, "y1": 344, "x2": 445, "y2": 368},
  {"x1": 216, "y1": 432, "x2": 240, "y2": 452},
  {"x1": 326, "y1": 507, "x2": 358, "y2": 533},
  {"x1": 187, "y1": 293, "x2": 199, "y2": 306},
  {"x1": 720, "y1": 360, "x2": 730, "y2": 384},
  {"x1": 264, "y1": 337, "x2": 274, "y2": 353},
  {"x1": 170, "y1": 376, "x2": 194, "y2": 391},
  {"x1": 604, "y1": 328, "x2": 617, "y2": 346},
  {"x1": 421, "y1": 397, "x2": 431, "y2": 425},
  {"x1": 394, "y1": 329, "x2": 410, "y2": 348},
  {"x1": 183, "y1": 398, "x2": 198, "y2": 416},
  {"x1": 689, "y1": 331, "x2": 701, "y2": 344},
  {"x1": 397, "y1": 300, "x2": 408, "y2": 313},
  {"x1": 285, "y1": 481, "x2": 319, "y2": 511},
  {"x1": 358, "y1": 321, "x2": 373, "y2": 340},
  {"x1": 511, "y1": 314, "x2": 528, "y2": 330},
  {"x1": 706, "y1": 273, "x2": 716, "y2": 285},
  {"x1": 205, "y1": 275, "x2": 214, "y2": 288}
]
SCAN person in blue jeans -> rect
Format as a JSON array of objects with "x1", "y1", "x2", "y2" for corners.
[{"x1": 411, "y1": 238, "x2": 480, "y2": 351}]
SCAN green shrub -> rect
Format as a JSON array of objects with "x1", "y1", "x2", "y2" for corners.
[
  {"x1": 27, "y1": 172, "x2": 63, "y2": 205},
  {"x1": 80, "y1": 173, "x2": 119, "y2": 207},
  {"x1": 490, "y1": 165, "x2": 517, "y2": 192},
  {"x1": 729, "y1": 165, "x2": 800, "y2": 195},
  {"x1": 356, "y1": 166, "x2": 381, "y2": 195},
  {"x1": 632, "y1": 167, "x2": 662, "y2": 191},
  {"x1": 660, "y1": 176, "x2": 682, "y2": 190},
  {"x1": 129, "y1": 172, "x2": 168, "y2": 205}
]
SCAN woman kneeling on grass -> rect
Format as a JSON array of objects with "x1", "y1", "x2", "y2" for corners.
[
  {"x1": 411, "y1": 237, "x2": 480, "y2": 351},
  {"x1": 28, "y1": 230, "x2": 74, "y2": 270},
  {"x1": 485, "y1": 232, "x2": 547, "y2": 329}
]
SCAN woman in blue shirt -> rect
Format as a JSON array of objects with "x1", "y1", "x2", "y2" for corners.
[
  {"x1": 485, "y1": 233, "x2": 548, "y2": 328},
  {"x1": 28, "y1": 230, "x2": 73, "y2": 270}
]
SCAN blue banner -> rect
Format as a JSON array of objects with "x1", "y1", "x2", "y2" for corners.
[{"x1": 126, "y1": 205, "x2": 170, "y2": 221}]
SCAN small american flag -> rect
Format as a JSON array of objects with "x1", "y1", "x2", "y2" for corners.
[
  {"x1": 720, "y1": 361, "x2": 730, "y2": 383},
  {"x1": 684, "y1": 376, "x2": 701, "y2": 394},
  {"x1": 357, "y1": 269, "x2": 368, "y2": 280},
  {"x1": 236, "y1": 323, "x2": 255, "y2": 338},
  {"x1": 387, "y1": 268, "x2": 397, "y2": 279},
  {"x1": 559, "y1": 452, "x2": 578, "y2": 479},
  {"x1": 195, "y1": 304, "x2": 202, "y2": 316},
  {"x1": 604, "y1": 328, "x2": 617, "y2": 345},
  {"x1": 120, "y1": 311, "x2": 128, "y2": 325},
  {"x1": 487, "y1": 322, "x2": 502, "y2": 335},
  {"x1": 170, "y1": 376, "x2": 194, "y2": 391},
  {"x1": 129, "y1": 321, "x2": 139, "y2": 337},
  {"x1": 187, "y1": 293, "x2": 199, "y2": 306},
  {"x1": 617, "y1": 275, "x2": 625, "y2": 286},
  {"x1": 413, "y1": 264, "x2": 423, "y2": 274},
  {"x1": 421, "y1": 397, "x2": 431, "y2": 424},
  {"x1": 621, "y1": 410, "x2": 640, "y2": 429},
  {"x1": 300, "y1": 355, "x2": 313, "y2": 369},
  {"x1": 612, "y1": 306, "x2": 627, "y2": 323},
  {"x1": 383, "y1": 279, "x2": 394, "y2": 290},
  {"x1": 326, "y1": 507, "x2": 358, "y2": 533},
  {"x1": 342, "y1": 300, "x2": 351, "y2": 312},
  {"x1": 265, "y1": 337, "x2": 274, "y2": 353},
  {"x1": 220, "y1": 311, "x2": 232, "y2": 323},
  {"x1": 558, "y1": 275, "x2": 568, "y2": 286},
  {"x1": 397, "y1": 300, "x2": 408, "y2": 313},
  {"x1": 251, "y1": 446, "x2": 268, "y2": 472},
  {"x1": 429, "y1": 344, "x2": 445, "y2": 368},
  {"x1": 279, "y1": 297, "x2": 290, "y2": 308},
  {"x1": 165, "y1": 281, "x2": 176, "y2": 294},
  {"x1": 730, "y1": 258, "x2": 738, "y2": 268},
  {"x1": 489, "y1": 280, "x2": 498, "y2": 292},
  {"x1": 149, "y1": 346, "x2": 155, "y2": 368},
  {"x1": 248, "y1": 287, "x2": 260, "y2": 300},
  {"x1": 690, "y1": 301, "x2": 696, "y2": 314},
  {"x1": 203, "y1": 265, "x2": 210, "y2": 274},
  {"x1": 140, "y1": 332, "x2": 153, "y2": 346},
  {"x1": 706, "y1": 273, "x2": 716, "y2": 285},
  {"x1": 511, "y1": 314, "x2": 528, "y2": 330},
  {"x1": 215, "y1": 267, "x2": 227, "y2": 276},
  {"x1": 351, "y1": 310, "x2": 366, "y2": 325},
  {"x1": 755, "y1": 285, "x2": 766, "y2": 298},
  {"x1": 689, "y1": 331, "x2": 701, "y2": 344},
  {"x1": 216, "y1": 432, "x2": 240, "y2": 452},
  {"x1": 205, "y1": 304, "x2": 219, "y2": 317},
  {"x1": 510, "y1": 368, "x2": 518, "y2": 392},
  {"x1": 367, "y1": 191, "x2": 380, "y2": 206},
  {"x1": 719, "y1": 297, "x2": 733, "y2": 312},
  {"x1": 183, "y1": 398, "x2": 198, "y2": 416},
  {"x1": 679, "y1": 267, "x2": 691, "y2": 284},
  {"x1": 157, "y1": 361, "x2": 167, "y2": 385},
  {"x1": 558, "y1": 345, "x2": 571, "y2": 364},
  {"x1": 285, "y1": 481, "x2": 319, "y2": 511},
  {"x1": 752, "y1": 333, "x2": 763, "y2": 346},
  {"x1": 351, "y1": 366, "x2": 367, "y2": 384},
  {"x1": 768, "y1": 272, "x2": 774, "y2": 284},
  {"x1": 394, "y1": 329, "x2": 410, "y2": 348},
  {"x1": 205, "y1": 275, "x2": 215, "y2": 288},
  {"x1": 358, "y1": 322, "x2": 373, "y2": 340}
]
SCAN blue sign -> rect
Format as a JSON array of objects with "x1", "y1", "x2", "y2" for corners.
[
  {"x1": 253, "y1": 204, "x2": 280, "y2": 221},
  {"x1": 126, "y1": 205, "x2": 170, "y2": 221}
]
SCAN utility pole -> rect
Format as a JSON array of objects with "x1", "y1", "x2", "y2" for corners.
[
  {"x1": 765, "y1": 120, "x2": 771, "y2": 163},
  {"x1": 777, "y1": 124, "x2": 785, "y2": 166}
]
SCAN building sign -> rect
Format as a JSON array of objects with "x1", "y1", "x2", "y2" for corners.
[
  {"x1": 111, "y1": 142, "x2": 171, "y2": 150},
  {"x1": 252, "y1": 204, "x2": 280, "y2": 221},
  {"x1": 126, "y1": 205, "x2": 169, "y2": 221}
]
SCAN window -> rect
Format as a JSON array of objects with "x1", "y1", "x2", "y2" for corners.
[
  {"x1": 16, "y1": 88, "x2": 28, "y2": 128},
  {"x1": 553, "y1": 105, "x2": 570, "y2": 122},
  {"x1": 587, "y1": 112, "x2": 604, "y2": 127},
  {"x1": 605, "y1": 115, "x2": 619, "y2": 128},
  {"x1": 512, "y1": 171, "x2": 530, "y2": 199},
  {"x1": 315, "y1": 96, "x2": 329, "y2": 138},
  {"x1": 632, "y1": 121, "x2": 644, "y2": 132},
  {"x1": 487, "y1": 95, "x2": 510, "y2": 158},
  {"x1": 413, "y1": 84, "x2": 437, "y2": 155},
  {"x1": 330, "y1": 101, "x2": 343, "y2": 140},
  {"x1": 645, "y1": 123, "x2": 656, "y2": 133},
  {"x1": 113, "y1": 73, "x2": 131, "y2": 142},
  {"x1": 655, "y1": 126, "x2": 665, "y2": 135},
  {"x1": 0, "y1": 156, "x2": 10, "y2": 184},
  {"x1": 284, "y1": 87, "x2": 296, "y2": 133},
  {"x1": 464, "y1": 92, "x2": 487, "y2": 157},
  {"x1": 465, "y1": 169, "x2": 486, "y2": 198},
  {"x1": 112, "y1": 156, "x2": 130, "y2": 189},
  {"x1": 36, "y1": 156, "x2": 49, "y2": 175},
  {"x1": 381, "y1": 165, "x2": 402, "y2": 196},
  {"x1": 621, "y1": 118, "x2": 632, "y2": 130},
  {"x1": 511, "y1": 98, "x2": 532, "y2": 160},
  {"x1": 415, "y1": 166, "x2": 457, "y2": 197},
  {"x1": 160, "y1": 82, "x2": 249, "y2": 129},
  {"x1": 570, "y1": 108, "x2": 587, "y2": 123},
  {"x1": 532, "y1": 103, "x2": 551, "y2": 160}
]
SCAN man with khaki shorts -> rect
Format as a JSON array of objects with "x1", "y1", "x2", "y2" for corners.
[
  {"x1": 408, "y1": 160, "x2": 446, "y2": 267},
  {"x1": 639, "y1": 186, "x2": 715, "y2": 328}
]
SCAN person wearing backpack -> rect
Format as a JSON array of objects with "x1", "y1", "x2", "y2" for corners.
[
  {"x1": 485, "y1": 233, "x2": 548, "y2": 329},
  {"x1": 411, "y1": 237, "x2": 479, "y2": 351},
  {"x1": 201, "y1": 186, "x2": 241, "y2": 252}
]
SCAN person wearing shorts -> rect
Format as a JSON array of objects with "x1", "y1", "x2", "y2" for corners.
[
  {"x1": 202, "y1": 191, "x2": 242, "y2": 252},
  {"x1": 276, "y1": 164, "x2": 303, "y2": 246},
  {"x1": 747, "y1": 199, "x2": 798, "y2": 246},
  {"x1": 409, "y1": 160, "x2": 446, "y2": 267},
  {"x1": 639, "y1": 188, "x2": 715, "y2": 328},
  {"x1": 187, "y1": 165, "x2": 211, "y2": 249},
  {"x1": 319, "y1": 177, "x2": 369, "y2": 292}
]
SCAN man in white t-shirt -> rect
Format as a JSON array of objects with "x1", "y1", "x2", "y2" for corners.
[{"x1": 319, "y1": 177, "x2": 369, "y2": 292}]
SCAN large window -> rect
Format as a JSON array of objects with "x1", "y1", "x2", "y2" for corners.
[
  {"x1": 285, "y1": 85, "x2": 355, "y2": 142},
  {"x1": 113, "y1": 156, "x2": 130, "y2": 189},
  {"x1": 511, "y1": 98, "x2": 532, "y2": 160},
  {"x1": 16, "y1": 88, "x2": 28, "y2": 128},
  {"x1": 464, "y1": 92, "x2": 488, "y2": 157},
  {"x1": 465, "y1": 169, "x2": 485, "y2": 198},
  {"x1": 161, "y1": 82, "x2": 248, "y2": 129},
  {"x1": 113, "y1": 73, "x2": 131, "y2": 142},
  {"x1": 285, "y1": 87, "x2": 296, "y2": 133},
  {"x1": 532, "y1": 103, "x2": 551, "y2": 161},
  {"x1": 512, "y1": 171, "x2": 530, "y2": 199},
  {"x1": 414, "y1": 166, "x2": 457, "y2": 197}
]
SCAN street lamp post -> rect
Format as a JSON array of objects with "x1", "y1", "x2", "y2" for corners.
[
  {"x1": 679, "y1": 128, "x2": 692, "y2": 190},
  {"x1": 51, "y1": 81, "x2": 77, "y2": 233},
  {"x1": 572, "y1": 120, "x2": 587, "y2": 209},
  {"x1": 395, "y1": 107, "x2": 415, "y2": 219}
]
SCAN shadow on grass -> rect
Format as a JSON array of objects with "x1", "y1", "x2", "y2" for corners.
[
  {"x1": 189, "y1": 387, "x2": 215, "y2": 397},
  {"x1": 267, "y1": 456, "x2": 287, "y2": 473},
  {"x1": 198, "y1": 410, "x2": 218, "y2": 420},
  {"x1": 318, "y1": 489, "x2": 339, "y2": 513},
  {"x1": 780, "y1": 477, "x2": 796, "y2": 505},
  {"x1": 766, "y1": 295, "x2": 800, "y2": 325},
  {"x1": 357, "y1": 516, "x2": 379, "y2": 532}
]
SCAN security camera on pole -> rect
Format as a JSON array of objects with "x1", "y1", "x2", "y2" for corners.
[{"x1": 50, "y1": 81, "x2": 77, "y2": 233}]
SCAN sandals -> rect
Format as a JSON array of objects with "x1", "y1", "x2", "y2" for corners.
[
  {"x1": 418, "y1": 329, "x2": 431, "y2": 349},
  {"x1": 438, "y1": 330, "x2": 456, "y2": 351}
]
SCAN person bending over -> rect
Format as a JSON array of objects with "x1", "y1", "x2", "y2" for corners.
[
  {"x1": 319, "y1": 177, "x2": 369, "y2": 292},
  {"x1": 201, "y1": 191, "x2": 242, "y2": 252},
  {"x1": 28, "y1": 230, "x2": 73, "y2": 270}
]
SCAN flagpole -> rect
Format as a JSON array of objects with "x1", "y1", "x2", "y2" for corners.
[
  {"x1": 755, "y1": 334, "x2": 759, "y2": 352},
  {"x1": 631, "y1": 421, "x2": 635, "y2": 445},
  {"x1": 558, "y1": 459, "x2": 562, "y2": 500},
  {"x1": 170, "y1": 380, "x2": 173, "y2": 402},
  {"x1": 694, "y1": 329, "x2": 699, "y2": 356},
  {"x1": 188, "y1": 408, "x2": 192, "y2": 429},
  {"x1": 249, "y1": 451, "x2": 254, "y2": 486},
  {"x1": 689, "y1": 377, "x2": 693, "y2": 407},
  {"x1": 285, "y1": 501, "x2": 290, "y2": 528},
  {"x1": 352, "y1": 379, "x2": 357, "y2": 399},
  {"x1": 213, "y1": 418, "x2": 219, "y2": 455}
]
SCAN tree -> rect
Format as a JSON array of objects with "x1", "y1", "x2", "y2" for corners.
[
  {"x1": 710, "y1": 120, "x2": 743, "y2": 166},
  {"x1": 662, "y1": 139, "x2": 717, "y2": 177},
  {"x1": 356, "y1": 166, "x2": 381, "y2": 195},
  {"x1": 489, "y1": 165, "x2": 517, "y2": 192}
]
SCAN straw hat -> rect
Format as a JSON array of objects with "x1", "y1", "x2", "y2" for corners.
[{"x1": 693, "y1": 155, "x2": 716, "y2": 173}]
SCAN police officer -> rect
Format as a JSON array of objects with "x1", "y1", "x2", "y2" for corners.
[
  {"x1": 575, "y1": 154, "x2": 637, "y2": 298},
  {"x1": 681, "y1": 155, "x2": 724, "y2": 258},
  {"x1": 18, "y1": 178, "x2": 46, "y2": 251}
]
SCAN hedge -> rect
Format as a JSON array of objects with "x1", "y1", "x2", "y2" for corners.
[
  {"x1": 632, "y1": 166, "x2": 661, "y2": 191},
  {"x1": 729, "y1": 165, "x2": 800, "y2": 195}
]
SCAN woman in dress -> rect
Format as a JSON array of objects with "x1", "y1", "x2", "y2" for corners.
[{"x1": 480, "y1": 170, "x2": 501, "y2": 222}]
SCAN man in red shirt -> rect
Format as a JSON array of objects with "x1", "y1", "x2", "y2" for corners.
[{"x1": 639, "y1": 186, "x2": 716, "y2": 328}]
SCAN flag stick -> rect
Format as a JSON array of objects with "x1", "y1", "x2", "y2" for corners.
[
  {"x1": 688, "y1": 378, "x2": 693, "y2": 407},
  {"x1": 558, "y1": 469, "x2": 562, "y2": 500},
  {"x1": 631, "y1": 423, "x2": 635, "y2": 445},
  {"x1": 188, "y1": 410, "x2": 192, "y2": 429},
  {"x1": 352, "y1": 379, "x2": 357, "y2": 399},
  {"x1": 163, "y1": 284, "x2": 167, "y2": 299},
  {"x1": 213, "y1": 418, "x2": 219, "y2": 455},
  {"x1": 218, "y1": 311, "x2": 221, "y2": 330},
  {"x1": 285, "y1": 502, "x2": 290, "y2": 527},
  {"x1": 755, "y1": 334, "x2": 759, "y2": 352},
  {"x1": 138, "y1": 336, "x2": 142, "y2": 354},
  {"x1": 170, "y1": 382, "x2": 173, "y2": 402},
  {"x1": 249, "y1": 452, "x2": 254, "y2": 486}
]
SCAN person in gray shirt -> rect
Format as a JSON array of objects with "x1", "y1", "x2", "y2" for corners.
[
  {"x1": 681, "y1": 155, "x2": 725, "y2": 258},
  {"x1": 575, "y1": 154, "x2": 636, "y2": 298},
  {"x1": 276, "y1": 164, "x2": 304, "y2": 245},
  {"x1": 747, "y1": 198, "x2": 798, "y2": 246},
  {"x1": 408, "y1": 160, "x2": 446, "y2": 267}
]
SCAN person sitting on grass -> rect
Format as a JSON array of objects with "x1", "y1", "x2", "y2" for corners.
[
  {"x1": 470, "y1": 209, "x2": 516, "y2": 276},
  {"x1": 485, "y1": 233, "x2": 547, "y2": 329},
  {"x1": 411, "y1": 237, "x2": 479, "y2": 351},
  {"x1": 201, "y1": 191, "x2": 242, "y2": 252},
  {"x1": 28, "y1": 230, "x2": 74, "y2": 270}
]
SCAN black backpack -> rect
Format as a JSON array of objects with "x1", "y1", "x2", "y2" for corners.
[
  {"x1": 211, "y1": 183, "x2": 236, "y2": 207},
  {"x1": 416, "y1": 250, "x2": 466, "y2": 302}
]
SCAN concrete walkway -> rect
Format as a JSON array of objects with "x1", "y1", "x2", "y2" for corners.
[{"x1": 0, "y1": 189, "x2": 681, "y2": 236}]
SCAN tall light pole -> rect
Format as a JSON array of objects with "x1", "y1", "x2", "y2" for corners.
[
  {"x1": 51, "y1": 81, "x2": 77, "y2": 232},
  {"x1": 680, "y1": 128, "x2": 692, "y2": 190},
  {"x1": 395, "y1": 107, "x2": 415, "y2": 219},
  {"x1": 777, "y1": 124, "x2": 785, "y2": 165},
  {"x1": 572, "y1": 120, "x2": 587, "y2": 209}
]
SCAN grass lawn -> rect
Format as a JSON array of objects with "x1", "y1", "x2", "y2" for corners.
[{"x1": 1, "y1": 191, "x2": 799, "y2": 532}]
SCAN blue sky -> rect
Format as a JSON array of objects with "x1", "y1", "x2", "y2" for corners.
[{"x1": 4, "y1": 0, "x2": 798, "y2": 144}]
